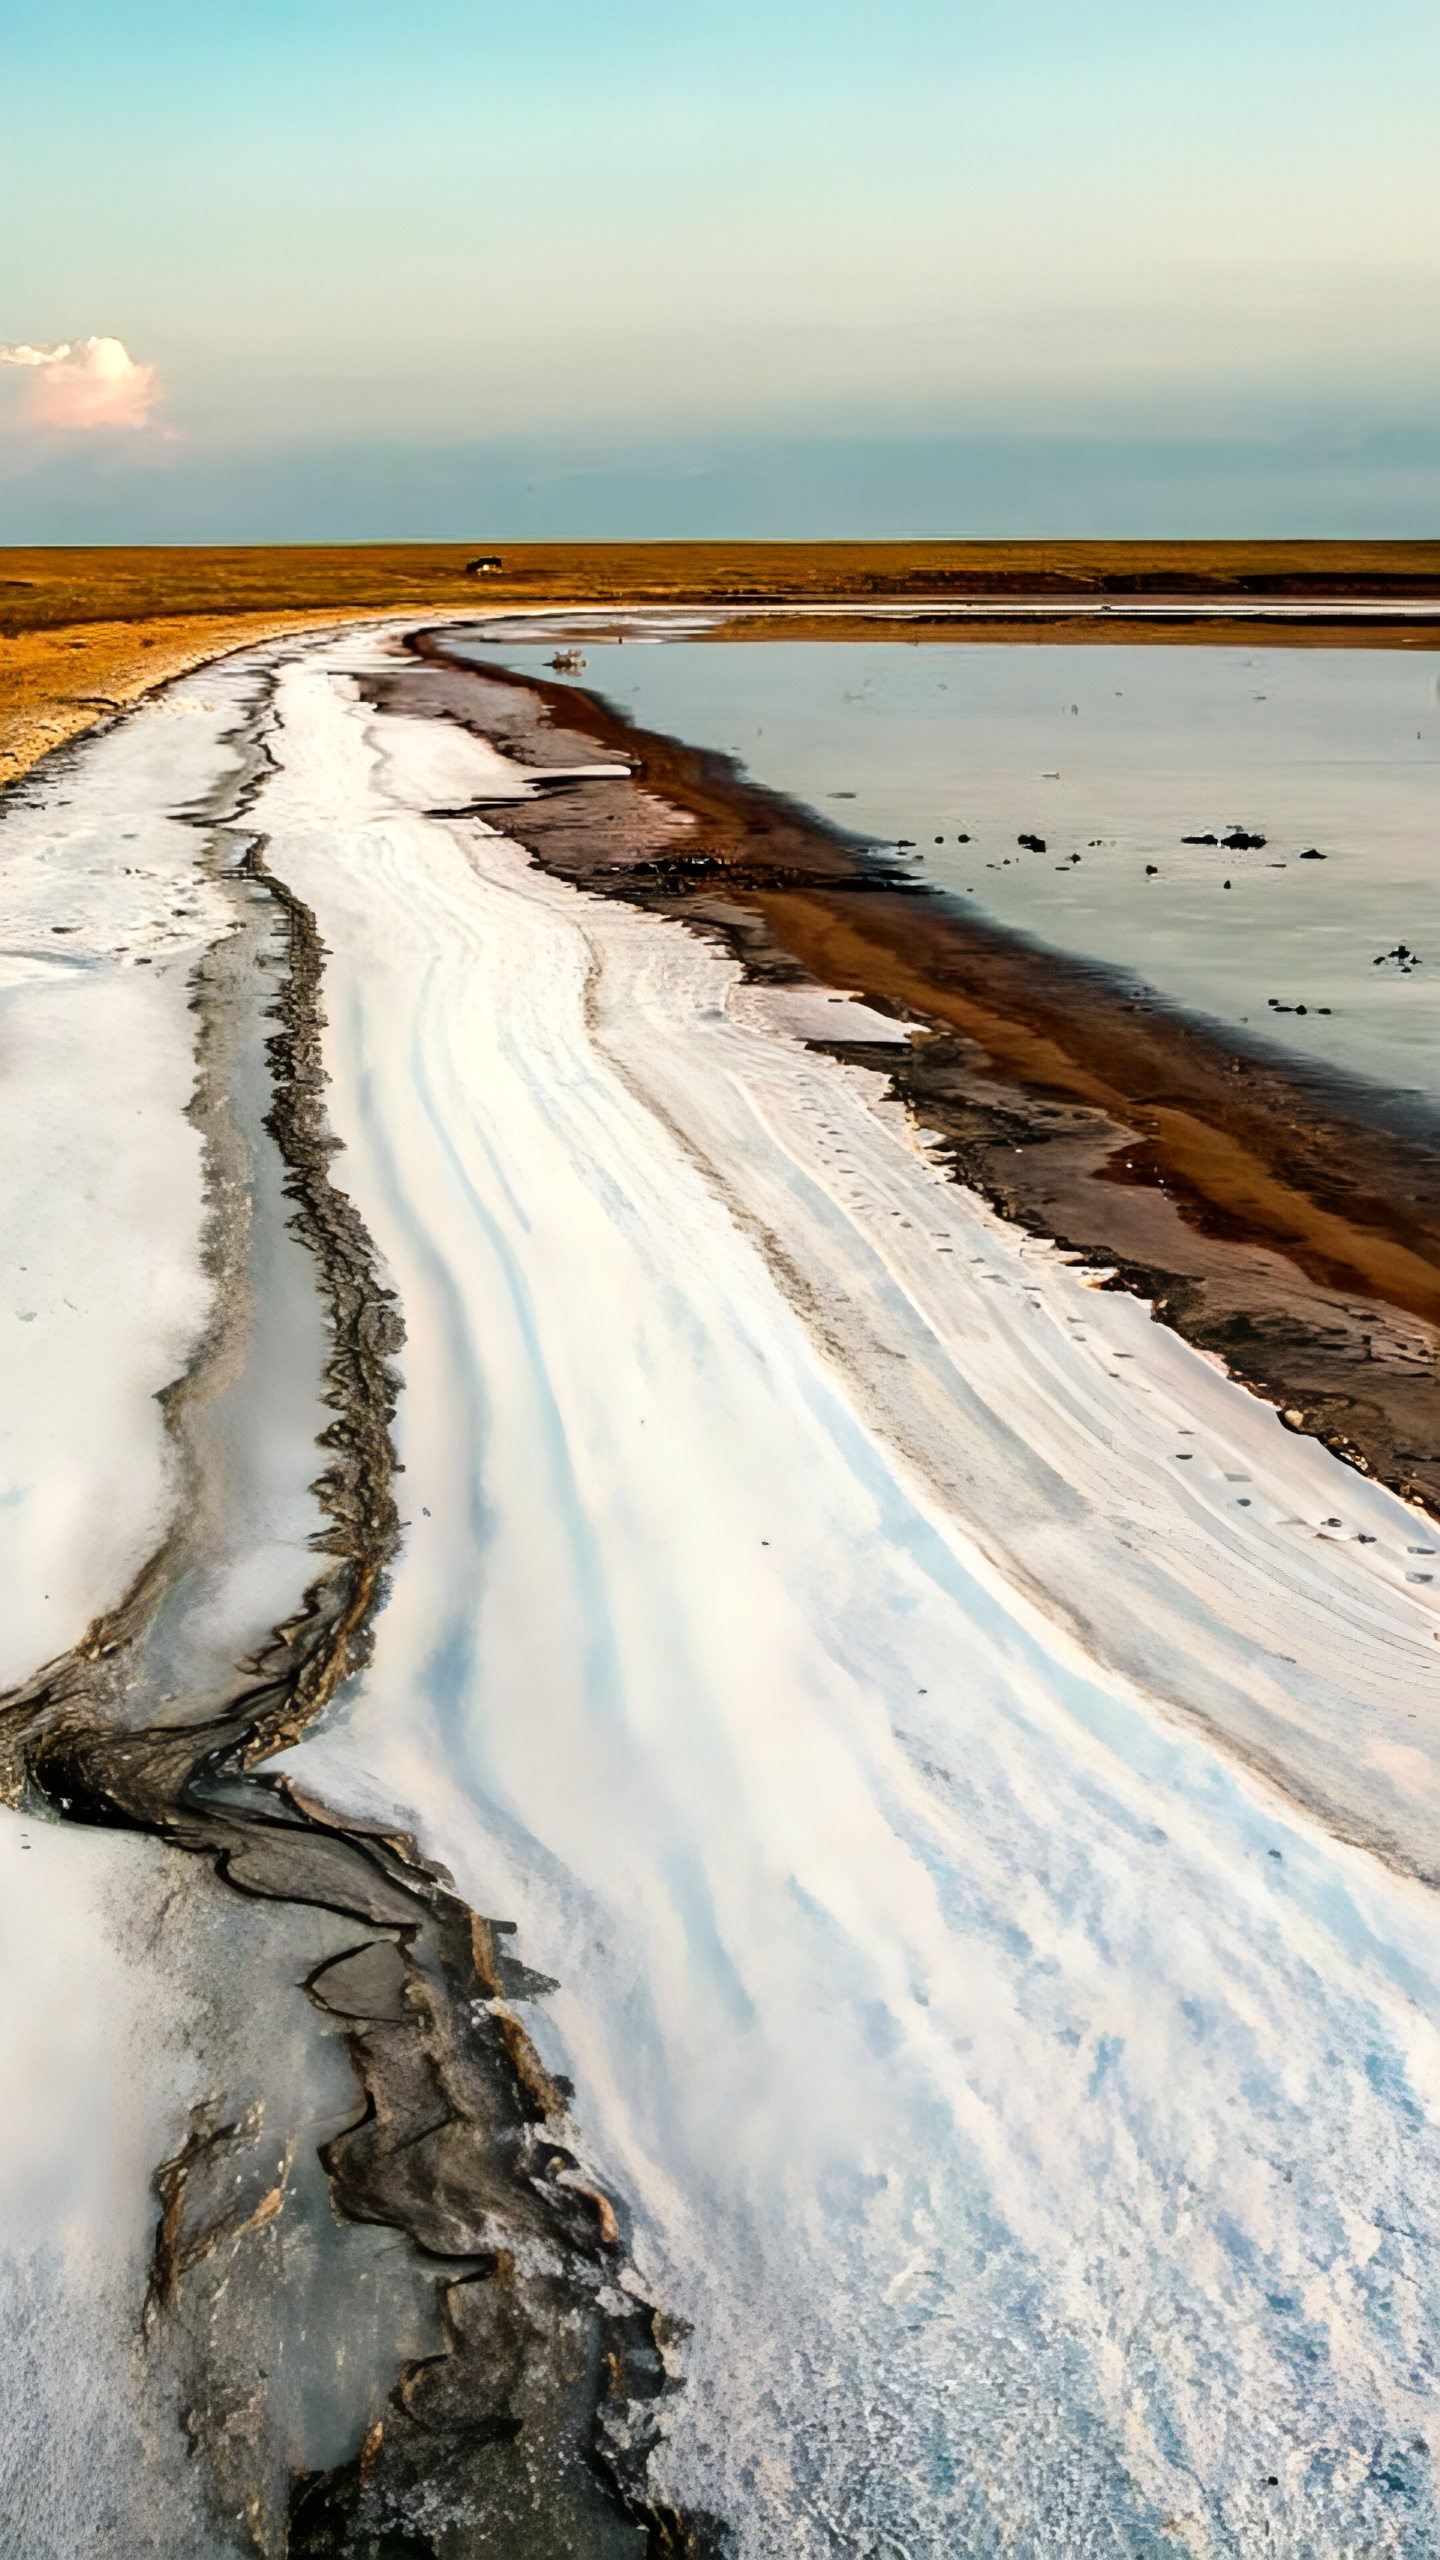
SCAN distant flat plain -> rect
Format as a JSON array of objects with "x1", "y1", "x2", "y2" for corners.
[{"x1": 4, "y1": 539, "x2": 1438, "y2": 785}]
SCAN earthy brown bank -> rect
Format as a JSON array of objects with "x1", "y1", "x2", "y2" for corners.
[{"x1": 4, "y1": 539, "x2": 1438, "y2": 783}]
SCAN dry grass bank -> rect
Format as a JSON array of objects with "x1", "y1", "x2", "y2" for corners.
[{"x1": 3, "y1": 540, "x2": 1437, "y2": 787}]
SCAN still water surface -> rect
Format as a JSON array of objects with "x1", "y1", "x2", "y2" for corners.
[{"x1": 476, "y1": 635, "x2": 1439, "y2": 1109}]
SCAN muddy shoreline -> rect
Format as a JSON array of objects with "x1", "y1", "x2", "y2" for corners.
[{"x1": 390, "y1": 632, "x2": 1440, "y2": 1517}]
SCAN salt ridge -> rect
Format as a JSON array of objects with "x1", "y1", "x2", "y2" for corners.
[{"x1": 247, "y1": 635, "x2": 1440, "y2": 2557}]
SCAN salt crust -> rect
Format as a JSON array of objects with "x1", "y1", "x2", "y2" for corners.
[
  {"x1": 0, "y1": 683, "x2": 240, "y2": 1686},
  {"x1": 258, "y1": 637, "x2": 1440, "y2": 2555},
  {"x1": 2, "y1": 628, "x2": 1436, "y2": 2552}
]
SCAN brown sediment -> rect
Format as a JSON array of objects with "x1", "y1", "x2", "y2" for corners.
[
  {"x1": 0, "y1": 671, "x2": 724, "y2": 2557},
  {"x1": 4, "y1": 538, "x2": 1437, "y2": 788},
  {"x1": 687, "y1": 609, "x2": 1440, "y2": 649},
  {"x1": 388, "y1": 634, "x2": 1440, "y2": 1516}
]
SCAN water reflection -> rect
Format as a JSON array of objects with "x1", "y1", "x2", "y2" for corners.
[{"x1": 471, "y1": 635, "x2": 1439, "y2": 1106}]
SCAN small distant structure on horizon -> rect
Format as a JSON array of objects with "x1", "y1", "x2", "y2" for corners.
[{"x1": 465, "y1": 555, "x2": 504, "y2": 575}]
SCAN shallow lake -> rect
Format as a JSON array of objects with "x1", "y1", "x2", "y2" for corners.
[{"x1": 474, "y1": 633, "x2": 1439, "y2": 1110}]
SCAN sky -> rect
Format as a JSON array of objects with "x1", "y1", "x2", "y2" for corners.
[{"x1": 1, "y1": 0, "x2": 1436, "y2": 540}]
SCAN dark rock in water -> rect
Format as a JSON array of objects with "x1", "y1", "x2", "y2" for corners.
[
  {"x1": 1222, "y1": 829, "x2": 1266, "y2": 850},
  {"x1": 1182, "y1": 833, "x2": 1218, "y2": 845},
  {"x1": 1145, "y1": 865, "x2": 1159, "y2": 876},
  {"x1": 955, "y1": 831, "x2": 971, "y2": 841},
  {"x1": 1300, "y1": 848, "x2": 1326, "y2": 859},
  {"x1": 1017, "y1": 833, "x2": 1046, "y2": 852}
]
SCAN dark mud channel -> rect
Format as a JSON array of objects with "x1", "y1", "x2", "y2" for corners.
[
  {"x1": 383, "y1": 630, "x2": 1440, "y2": 1519},
  {"x1": 0, "y1": 670, "x2": 724, "y2": 2560}
]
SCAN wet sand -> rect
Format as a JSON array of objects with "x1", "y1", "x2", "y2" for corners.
[{"x1": 386, "y1": 634, "x2": 1440, "y2": 1515}]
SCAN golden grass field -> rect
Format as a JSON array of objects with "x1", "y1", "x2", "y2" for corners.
[{"x1": 3, "y1": 540, "x2": 1437, "y2": 786}]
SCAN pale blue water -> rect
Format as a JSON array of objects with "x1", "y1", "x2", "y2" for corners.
[{"x1": 466, "y1": 631, "x2": 1439, "y2": 1112}]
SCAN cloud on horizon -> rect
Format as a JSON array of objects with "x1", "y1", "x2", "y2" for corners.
[{"x1": 0, "y1": 336, "x2": 161, "y2": 431}]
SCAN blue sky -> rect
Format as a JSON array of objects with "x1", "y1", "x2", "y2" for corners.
[{"x1": 2, "y1": 0, "x2": 1436, "y2": 537}]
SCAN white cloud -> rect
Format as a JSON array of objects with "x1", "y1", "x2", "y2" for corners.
[{"x1": 0, "y1": 336, "x2": 160, "y2": 430}]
